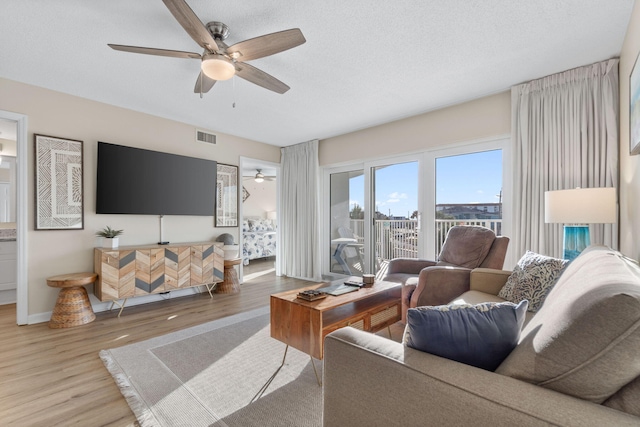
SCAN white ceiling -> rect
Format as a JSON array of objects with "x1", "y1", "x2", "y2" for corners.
[{"x1": 0, "y1": 1, "x2": 633, "y2": 147}]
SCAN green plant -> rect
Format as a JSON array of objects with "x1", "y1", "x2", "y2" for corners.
[{"x1": 96, "y1": 226, "x2": 123, "y2": 238}]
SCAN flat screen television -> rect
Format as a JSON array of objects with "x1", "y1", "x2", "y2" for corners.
[{"x1": 96, "y1": 141, "x2": 216, "y2": 216}]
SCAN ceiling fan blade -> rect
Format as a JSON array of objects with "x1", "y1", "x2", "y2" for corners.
[
  {"x1": 227, "y1": 28, "x2": 306, "y2": 62},
  {"x1": 235, "y1": 63, "x2": 290, "y2": 94},
  {"x1": 194, "y1": 71, "x2": 216, "y2": 93},
  {"x1": 108, "y1": 44, "x2": 201, "y2": 59},
  {"x1": 162, "y1": 0, "x2": 219, "y2": 52}
]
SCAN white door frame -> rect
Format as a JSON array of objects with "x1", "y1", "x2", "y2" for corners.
[{"x1": 0, "y1": 110, "x2": 28, "y2": 325}]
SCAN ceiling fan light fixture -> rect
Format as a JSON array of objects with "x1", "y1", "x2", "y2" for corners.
[
  {"x1": 201, "y1": 54, "x2": 235, "y2": 81},
  {"x1": 254, "y1": 170, "x2": 265, "y2": 183}
]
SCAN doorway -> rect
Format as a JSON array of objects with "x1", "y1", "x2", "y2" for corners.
[
  {"x1": 0, "y1": 111, "x2": 27, "y2": 325},
  {"x1": 238, "y1": 157, "x2": 280, "y2": 283},
  {"x1": 0, "y1": 121, "x2": 17, "y2": 305}
]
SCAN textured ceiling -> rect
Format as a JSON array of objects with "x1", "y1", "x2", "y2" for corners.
[{"x1": 0, "y1": 1, "x2": 633, "y2": 146}]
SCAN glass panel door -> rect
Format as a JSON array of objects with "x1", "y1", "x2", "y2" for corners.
[
  {"x1": 372, "y1": 161, "x2": 419, "y2": 274},
  {"x1": 434, "y1": 149, "x2": 503, "y2": 254},
  {"x1": 325, "y1": 155, "x2": 422, "y2": 277},
  {"x1": 329, "y1": 169, "x2": 365, "y2": 275}
]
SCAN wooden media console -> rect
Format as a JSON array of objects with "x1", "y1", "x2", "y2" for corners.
[{"x1": 94, "y1": 242, "x2": 224, "y2": 314}]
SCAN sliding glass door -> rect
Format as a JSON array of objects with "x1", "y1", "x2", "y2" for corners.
[
  {"x1": 372, "y1": 161, "x2": 419, "y2": 274},
  {"x1": 434, "y1": 149, "x2": 503, "y2": 253},
  {"x1": 325, "y1": 138, "x2": 510, "y2": 277},
  {"x1": 423, "y1": 137, "x2": 511, "y2": 262},
  {"x1": 329, "y1": 169, "x2": 365, "y2": 275},
  {"x1": 326, "y1": 155, "x2": 422, "y2": 276}
]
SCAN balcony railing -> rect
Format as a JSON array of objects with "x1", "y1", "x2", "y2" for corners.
[{"x1": 348, "y1": 218, "x2": 502, "y2": 264}]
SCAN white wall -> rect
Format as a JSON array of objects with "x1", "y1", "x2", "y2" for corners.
[
  {"x1": 619, "y1": 0, "x2": 640, "y2": 260},
  {"x1": 0, "y1": 78, "x2": 281, "y2": 317},
  {"x1": 242, "y1": 179, "x2": 277, "y2": 218},
  {"x1": 319, "y1": 91, "x2": 511, "y2": 166}
]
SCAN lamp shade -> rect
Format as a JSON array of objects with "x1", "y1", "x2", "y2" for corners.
[
  {"x1": 201, "y1": 54, "x2": 235, "y2": 81},
  {"x1": 544, "y1": 187, "x2": 616, "y2": 224}
]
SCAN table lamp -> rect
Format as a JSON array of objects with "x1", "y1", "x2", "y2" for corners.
[{"x1": 544, "y1": 187, "x2": 616, "y2": 260}]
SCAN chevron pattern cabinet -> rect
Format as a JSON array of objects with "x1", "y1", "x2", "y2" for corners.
[{"x1": 94, "y1": 242, "x2": 224, "y2": 301}]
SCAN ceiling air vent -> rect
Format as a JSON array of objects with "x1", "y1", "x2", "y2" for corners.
[{"x1": 196, "y1": 129, "x2": 216, "y2": 145}]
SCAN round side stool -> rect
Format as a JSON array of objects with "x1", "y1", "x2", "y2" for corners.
[
  {"x1": 47, "y1": 272, "x2": 97, "y2": 329},
  {"x1": 215, "y1": 258, "x2": 242, "y2": 294}
]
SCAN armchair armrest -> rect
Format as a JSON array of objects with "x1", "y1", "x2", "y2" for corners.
[
  {"x1": 470, "y1": 268, "x2": 512, "y2": 295},
  {"x1": 412, "y1": 266, "x2": 472, "y2": 307},
  {"x1": 323, "y1": 328, "x2": 639, "y2": 427},
  {"x1": 386, "y1": 258, "x2": 436, "y2": 275}
]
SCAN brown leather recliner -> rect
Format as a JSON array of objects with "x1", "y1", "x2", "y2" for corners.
[{"x1": 383, "y1": 225, "x2": 509, "y2": 323}]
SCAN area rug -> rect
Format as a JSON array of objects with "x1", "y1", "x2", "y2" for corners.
[{"x1": 100, "y1": 306, "x2": 322, "y2": 427}]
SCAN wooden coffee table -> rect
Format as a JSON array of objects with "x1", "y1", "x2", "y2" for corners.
[{"x1": 270, "y1": 279, "x2": 402, "y2": 360}]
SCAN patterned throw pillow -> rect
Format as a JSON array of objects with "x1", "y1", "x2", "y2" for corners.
[
  {"x1": 498, "y1": 251, "x2": 569, "y2": 312},
  {"x1": 405, "y1": 301, "x2": 528, "y2": 371}
]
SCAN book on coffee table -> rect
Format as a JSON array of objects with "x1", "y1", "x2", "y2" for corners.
[{"x1": 297, "y1": 290, "x2": 327, "y2": 301}]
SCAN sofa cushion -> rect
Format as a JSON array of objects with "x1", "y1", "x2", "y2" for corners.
[
  {"x1": 496, "y1": 246, "x2": 640, "y2": 403},
  {"x1": 604, "y1": 375, "x2": 640, "y2": 417},
  {"x1": 437, "y1": 226, "x2": 495, "y2": 269},
  {"x1": 449, "y1": 290, "x2": 536, "y2": 327},
  {"x1": 498, "y1": 251, "x2": 568, "y2": 312},
  {"x1": 405, "y1": 300, "x2": 528, "y2": 371},
  {"x1": 449, "y1": 290, "x2": 507, "y2": 305}
]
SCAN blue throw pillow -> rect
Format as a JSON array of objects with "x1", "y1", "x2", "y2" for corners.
[{"x1": 405, "y1": 300, "x2": 528, "y2": 371}]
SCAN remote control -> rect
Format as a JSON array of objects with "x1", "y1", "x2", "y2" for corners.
[{"x1": 344, "y1": 280, "x2": 364, "y2": 287}]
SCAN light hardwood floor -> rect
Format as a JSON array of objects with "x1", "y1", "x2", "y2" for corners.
[{"x1": 0, "y1": 273, "x2": 314, "y2": 426}]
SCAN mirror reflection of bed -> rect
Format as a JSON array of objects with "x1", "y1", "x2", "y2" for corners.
[
  {"x1": 242, "y1": 216, "x2": 277, "y2": 281},
  {"x1": 240, "y1": 160, "x2": 278, "y2": 282}
]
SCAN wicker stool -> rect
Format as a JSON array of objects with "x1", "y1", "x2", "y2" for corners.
[{"x1": 47, "y1": 272, "x2": 97, "y2": 329}]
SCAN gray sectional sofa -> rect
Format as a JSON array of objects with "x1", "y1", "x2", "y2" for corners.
[{"x1": 322, "y1": 246, "x2": 640, "y2": 426}]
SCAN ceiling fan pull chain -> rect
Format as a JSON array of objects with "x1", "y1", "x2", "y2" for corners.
[{"x1": 232, "y1": 75, "x2": 236, "y2": 108}]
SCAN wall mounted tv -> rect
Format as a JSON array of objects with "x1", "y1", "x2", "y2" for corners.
[{"x1": 96, "y1": 141, "x2": 216, "y2": 216}]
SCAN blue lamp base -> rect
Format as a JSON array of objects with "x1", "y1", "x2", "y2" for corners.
[{"x1": 563, "y1": 225, "x2": 590, "y2": 261}]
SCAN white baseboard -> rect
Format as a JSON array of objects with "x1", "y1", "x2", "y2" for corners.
[
  {"x1": 0, "y1": 289, "x2": 16, "y2": 305},
  {"x1": 27, "y1": 286, "x2": 207, "y2": 325}
]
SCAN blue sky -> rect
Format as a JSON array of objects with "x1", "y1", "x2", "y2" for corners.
[{"x1": 348, "y1": 150, "x2": 502, "y2": 218}]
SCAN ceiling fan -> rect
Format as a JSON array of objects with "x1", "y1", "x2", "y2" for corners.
[
  {"x1": 108, "y1": 0, "x2": 306, "y2": 96},
  {"x1": 244, "y1": 169, "x2": 276, "y2": 183}
]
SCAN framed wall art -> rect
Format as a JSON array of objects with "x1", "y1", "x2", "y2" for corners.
[
  {"x1": 216, "y1": 164, "x2": 238, "y2": 227},
  {"x1": 630, "y1": 51, "x2": 640, "y2": 155},
  {"x1": 34, "y1": 134, "x2": 84, "y2": 230}
]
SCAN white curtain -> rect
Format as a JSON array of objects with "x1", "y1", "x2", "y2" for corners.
[
  {"x1": 280, "y1": 140, "x2": 322, "y2": 281},
  {"x1": 512, "y1": 59, "x2": 619, "y2": 259}
]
